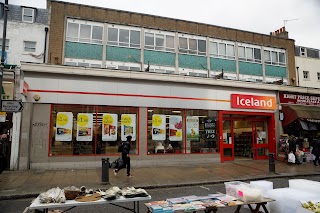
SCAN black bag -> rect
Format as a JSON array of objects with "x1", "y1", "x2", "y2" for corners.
[
  {"x1": 118, "y1": 158, "x2": 124, "y2": 169},
  {"x1": 110, "y1": 158, "x2": 119, "y2": 169},
  {"x1": 118, "y1": 143, "x2": 124, "y2": 153}
]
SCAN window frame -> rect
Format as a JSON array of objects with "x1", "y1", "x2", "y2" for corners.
[
  {"x1": 303, "y1": 71, "x2": 309, "y2": 80},
  {"x1": 238, "y1": 44, "x2": 261, "y2": 63},
  {"x1": 178, "y1": 34, "x2": 206, "y2": 56},
  {"x1": 144, "y1": 29, "x2": 175, "y2": 52},
  {"x1": 22, "y1": 7, "x2": 35, "y2": 23},
  {"x1": 209, "y1": 39, "x2": 235, "y2": 60},
  {"x1": 264, "y1": 47, "x2": 286, "y2": 66},
  {"x1": 317, "y1": 72, "x2": 320, "y2": 81},
  {"x1": 66, "y1": 19, "x2": 104, "y2": 45},
  {"x1": 24, "y1": 41, "x2": 36, "y2": 52},
  {"x1": 0, "y1": 39, "x2": 9, "y2": 51},
  {"x1": 107, "y1": 24, "x2": 141, "y2": 49}
]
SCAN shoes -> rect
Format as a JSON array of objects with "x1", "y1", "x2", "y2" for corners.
[
  {"x1": 314, "y1": 164, "x2": 318, "y2": 166},
  {"x1": 114, "y1": 170, "x2": 118, "y2": 176},
  {"x1": 127, "y1": 174, "x2": 133, "y2": 178}
]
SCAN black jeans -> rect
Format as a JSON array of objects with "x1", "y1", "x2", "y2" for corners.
[
  {"x1": 314, "y1": 154, "x2": 320, "y2": 165},
  {"x1": 117, "y1": 154, "x2": 130, "y2": 175}
]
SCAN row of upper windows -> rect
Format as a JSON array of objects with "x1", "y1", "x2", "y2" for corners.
[
  {"x1": 303, "y1": 71, "x2": 320, "y2": 81},
  {"x1": 65, "y1": 19, "x2": 287, "y2": 66},
  {"x1": 0, "y1": 39, "x2": 37, "y2": 52}
]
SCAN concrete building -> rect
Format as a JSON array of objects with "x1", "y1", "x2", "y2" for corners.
[
  {"x1": 18, "y1": 0, "x2": 318, "y2": 170},
  {"x1": 295, "y1": 45, "x2": 320, "y2": 89}
]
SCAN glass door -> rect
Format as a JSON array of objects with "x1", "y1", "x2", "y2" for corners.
[
  {"x1": 221, "y1": 120, "x2": 234, "y2": 161},
  {"x1": 252, "y1": 121, "x2": 269, "y2": 160}
]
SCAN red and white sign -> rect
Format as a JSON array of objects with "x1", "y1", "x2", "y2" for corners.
[
  {"x1": 279, "y1": 92, "x2": 320, "y2": 106},
  {"x1": 231, "y1": 94, "x2": 276, "y2": 110}
]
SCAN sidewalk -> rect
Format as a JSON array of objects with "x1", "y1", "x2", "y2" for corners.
[{"x1": 0, "y1": 160, "x2": 319, "y2": 200}]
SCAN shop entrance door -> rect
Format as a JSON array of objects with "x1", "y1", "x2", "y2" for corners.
[{"x1": 219, "y1": 111, "x2": 275, "y2": 162}]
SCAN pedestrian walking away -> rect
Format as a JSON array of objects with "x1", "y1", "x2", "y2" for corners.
[
  {"x1": 114, "y1": 135, "x2": 133, "y2": 177},
  {"x1": 312, "y1": 137, "x2": 320, "y2": 166}
]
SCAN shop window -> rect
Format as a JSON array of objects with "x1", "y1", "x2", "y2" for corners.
[
  {"x1": 66, "y1": 19, "x2": 103, "y2": 45},
  {"x1": 49, "y1": 105, "x2": 138, "y2": 156},
  {"x1": 107, "y1": 25, "x2": 140, "y2": 48},
  {"x1": 147, "y1": 108, "x2": 185, "y2": 154},
  {"x1": 186, "y1": 110, "x2": 218, "y2": 153}
]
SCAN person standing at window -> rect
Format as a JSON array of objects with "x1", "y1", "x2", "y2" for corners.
[{"x1": 114, "y1": 136, "x2": 133, "y2": 177}]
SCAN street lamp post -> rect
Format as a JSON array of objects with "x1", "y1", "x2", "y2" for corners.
[{"x1": 0, "y1": 0, "x2": 9, "y2": 106}]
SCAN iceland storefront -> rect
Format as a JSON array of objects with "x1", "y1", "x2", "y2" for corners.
[{"x1": 18, "y1": 63, "x2": 277, "y2": 170}]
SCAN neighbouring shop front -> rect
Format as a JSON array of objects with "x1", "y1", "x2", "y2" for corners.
[{"x1": 19, "y1": 64, "x2": 278, "y2": 169}]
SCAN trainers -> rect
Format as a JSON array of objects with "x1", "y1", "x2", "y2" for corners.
[
  {"x1": 114, "y1": 170, "x2": 118, "y2": 176},
  {"x1": 127, "y1": 174, "x2": 133, "y2": 178}
]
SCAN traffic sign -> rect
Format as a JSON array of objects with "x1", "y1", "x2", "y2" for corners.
[{"x1": 1, "y1": 100, "x2": 24, "y2": 112}]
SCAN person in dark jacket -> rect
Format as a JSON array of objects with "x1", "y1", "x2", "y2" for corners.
[
  {"x1": 312, "y1": 139, "x2": 320, "y2": 166},
  {"x1": 288, "y1": 136, "x2": 301, "y2": 164},
  {"x1": 114, "y1": 135, "x2": 133, "y2": 177}
]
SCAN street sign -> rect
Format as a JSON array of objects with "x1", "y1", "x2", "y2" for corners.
[{"x1": 1, "y1": 100, "x2": 24, "y2": 112}]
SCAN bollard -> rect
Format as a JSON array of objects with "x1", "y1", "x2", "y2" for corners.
[
  {"x1": 269, "y1": 153, "x2": 275, "y2": 173},
  {"x1": 101, "y1": 158, "x2": 110, "y2": 184}
]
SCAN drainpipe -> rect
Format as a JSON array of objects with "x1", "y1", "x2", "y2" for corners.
[
  {"x1": 296, "y1": 66, "x2": 300, "y2": 87},
  {"x1": 43, "y1": 27, "x2": 49, "y2": 63}
]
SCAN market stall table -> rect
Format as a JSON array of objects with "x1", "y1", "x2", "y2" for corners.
[
  {"x1": 145, "y1": 196, "x2": 275, "y2": 213},
  {"x1": 26, "y1": 195, "x2": 151, "y2": 213}
]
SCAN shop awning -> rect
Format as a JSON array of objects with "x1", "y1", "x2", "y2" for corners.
[{"x1": 282, "y1": 105, "x2": 320, "y2": 127}]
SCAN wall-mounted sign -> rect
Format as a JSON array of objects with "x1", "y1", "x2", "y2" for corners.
[
  {"x1": 0, "y1": 112, "x2": 6, "y2": 123},
  {"x1": 121, "y1": 114, "x2": 136, "y2": 141},
  {"x1": 152, "y1": 114, "x2": 166, "y2": 140},
  {"x1": 169, "y1": 115, "x2": 182, "y2": 141},
  {"x1": 231, "y1": 94, "x2": 276, "y2": 110},
  {"x1": 55, "y1": 112, "x2": 73, "y2": 141},
  {"x1": 102, "y1": 113, "x2": 118, "y2": 141},
  {"x1": 279, "y1": 92, "x2": 320, "y2": 106},
  {"x1": 77, "y1": 113, "x2": 93, "y2": 141}
]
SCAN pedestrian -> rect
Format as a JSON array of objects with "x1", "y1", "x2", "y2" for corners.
[
  {"x1": 312, "y1": 138, "x2": 320, "y2": 166},
  {"x1": 288, "y1": 135, "x2": 301, "y2": 165},
  {"x1": 114, "y1": 135, "x2": 133, "y2": 177}
]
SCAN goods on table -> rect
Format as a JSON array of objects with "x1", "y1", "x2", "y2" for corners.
[
  {"x1": 64, "y1": 186, "x2": 80, "y2": 200},
  {"x1": 224, "y1": 181, "x2": 250, "y2": 198},
  {"x1": 146, "y1": 194, "x2": 240, "y2": 212},
  {"x1": 39, "y1": 187, "x2": 66, "y2": 204},
  {"x1": 237, "y1": 187, "x2": 262, "y2": 203},
  {"x1": 300, "y1": 201, "x2": 320, "y2": 212}
]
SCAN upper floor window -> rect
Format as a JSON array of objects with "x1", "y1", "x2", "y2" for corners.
[
  {"x1": 24, "y1": 41, "x2": 36, "y2": 52},
  {"x1": 179, "y1": 35, "x2": 206, "y2": 56},
  {"x1": 0, "y1": 39, "x2": 9, "y2": 50},
  {"x1": 303, "y1": 71, "x2": 309, "y2": 80},
  {"x1": 209, "y1": 40, "x2": 235, "y2": 59},
  {"x1": 22, "y1": 7, "x2": 35, "y2": 23},
  {"x1": 264, "y1": 49, "x2": 286, "y2": 66},
  {"x1": 107, "y1": 25, "x2": 140, "y2": 48},
  {"x1": 300, "y1": 47, "x2": 306, "y2": 57},
  {"x1": 144, "y1": 30, "x2": 174, "y2": 52},
  {"x1": 66, "y1": 19, "x2": 103, "y2": 45},
  {"x1": 238, "y1": 45, "x2": 261, "y2": 63},
  {"x1": 318, "y1": 72, "x2": 320, "y2": 81}
]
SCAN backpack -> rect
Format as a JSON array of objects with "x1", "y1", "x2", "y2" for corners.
[{"x1": 118, "y1": 143, "x2": 124, "y2": 152}]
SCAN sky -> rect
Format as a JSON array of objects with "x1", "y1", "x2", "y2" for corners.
[{"x1": 6, "y1": 0, "x2": 320, "y2": 49}]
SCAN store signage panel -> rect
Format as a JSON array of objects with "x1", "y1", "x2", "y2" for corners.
[
  {"x1": 102, "y1": 113, "x2": 118, "y2": 141},
  {"x1": 76, "y1": 113, "x2": 93, "y2": 141},
  {"x1": 279, "y1": 92, "x2": 320, "y2": 106},
  {"x1": 186, "y1": 116, "x2": 199, "y2": 141},
  {"x1": 55, "y1": 112, "x2": 73, "y2": 141},
  {"x1": 169, "y1": 116, "x2": 182, "y2": 141},
  {"x1": 204, "y1": 117, "x2": 216, "y2": 140},
  {"x1": 152, "y1": 114, "x2": 166, "y2": 140},
  {"x1": 121, "y1": 114, "x2": 136, "y2": 141},
  {"x1": 231, "y1": 94, "x2": 276, "y2": 110}
]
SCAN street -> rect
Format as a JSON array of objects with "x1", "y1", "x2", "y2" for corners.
[{"x1": 1, "y1": 176, "x2": 320, "y2": 213}]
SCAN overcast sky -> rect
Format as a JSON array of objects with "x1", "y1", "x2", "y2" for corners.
[{"x1": 7, "y1": 0, "x2": 320, "y2": 49}]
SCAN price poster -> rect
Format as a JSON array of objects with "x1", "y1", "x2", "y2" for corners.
[
  {"x1": 186, "y1": 116, "x2": 199, "y2": 140},
  {"x1": 152, "y1": 114, "x2": 166, "y2": 140},
  {"x1": 102, "y1": 114, "x2": 118, "y2": 141},
  {"x1": 76, "y1": 113, "x2": 93, "y2": 141},
  {"x1": 121, "y1": 114, "x2": 136, "y2": 141},
  {"x1": 55, "y1": 112, "x2": 73, "y2": 141},
  {"x1": 169, "y1": 115, "x2": 182, "y2": 141},
  {"x1": 204, "y1": 117, "x2": 216, "y2": 140}
]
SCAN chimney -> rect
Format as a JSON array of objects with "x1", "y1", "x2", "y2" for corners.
[{"x1": 271, "y1": 27, "x2": 289, "y2": 39}]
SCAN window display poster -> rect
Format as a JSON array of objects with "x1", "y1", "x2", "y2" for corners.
[
  {"x1": 169, "y1": 115, "x2": 182, "y2": 141},
  {"x1": 152, "y1": 114, "x2": 166, "y2": 140},
  {"x1": 204, "y1": 117, "x2": 216, "y2": 140},
  {"x1": 121, "y1": 114, "x2": 136, "y2": 141},
  {"x1": 186, "y1": 116, "x2": 199, "y2": 140},
  {"x1": 76, "y1": 113, "x2": 93, "y2": 141},
  {"x1": 55, "y1": 112, "x2": 73, "y2": 141},
  {"x1": 102, "y1": 113, "x2": 118, "y2": 141}
]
